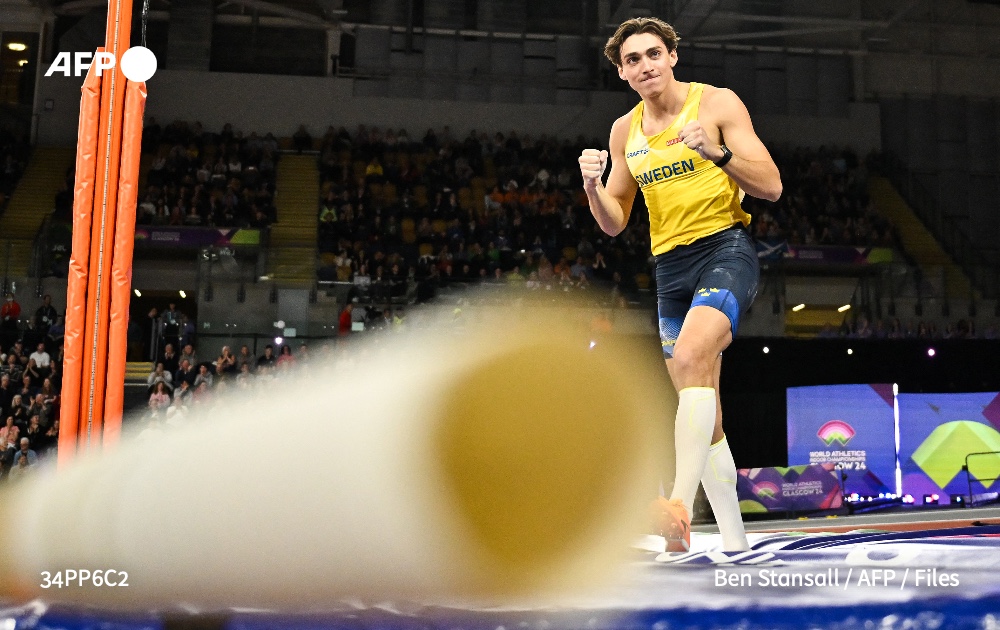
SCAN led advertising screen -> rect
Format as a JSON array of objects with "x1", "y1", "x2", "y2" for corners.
[
  {"x1": 737, "y1": 463, "x2": 843, "y2": 513},
  {"x1": 898, "y1": 392, "x2": 1000, "y2": 504},
  {"x1": 787, "y1": 384, "x2": 896, "y2": 497}
]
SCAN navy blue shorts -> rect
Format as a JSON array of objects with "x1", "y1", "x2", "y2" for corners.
[{"x1": 655, "y1": 225, "x2": 759, "y2": 358}]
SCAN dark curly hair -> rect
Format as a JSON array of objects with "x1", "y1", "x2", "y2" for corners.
[{"x1": 604, "y1": 17, "x2": 681, "y2": 68}]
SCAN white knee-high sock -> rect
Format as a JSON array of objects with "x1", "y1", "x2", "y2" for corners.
[
  {"x1": 701, "y1": 435, "x2": 750, "y2": 552},
  {"x1": 669, "y1": 387, "x2": 716, "y2": 517}
]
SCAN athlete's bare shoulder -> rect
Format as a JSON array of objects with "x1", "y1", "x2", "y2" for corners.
[
  {"x1": 611, "y1": 110, "x2": 634, "y2": 136},
  {"x1": 608, "y1": 111, "x2": 634, "y2": 153},
  {"x1": 613, "y1": 108, "x2": 635, "y2": 127},
  {"x1": 699, "y1": 85, "x2": 744, "y2": 118}
]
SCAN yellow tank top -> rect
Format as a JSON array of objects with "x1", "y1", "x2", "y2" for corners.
[{"x1": 624, "y1": 83, "x2": 750, "y2": 256}]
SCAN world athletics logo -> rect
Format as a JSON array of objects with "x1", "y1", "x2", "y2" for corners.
[
  {"x1": 817, "y1": 420, "x2": 856, "y2": 446},
  {"x1": 752, "y1": 482, "x2": 780, "y2": 499}
]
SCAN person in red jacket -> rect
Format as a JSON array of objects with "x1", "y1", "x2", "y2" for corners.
[
  {"x1": 1, "y1": 293, "x2": 21, "y2": 350},
  {"x1": 338, "y1": 302, "x2": 354, "y2": 337}
]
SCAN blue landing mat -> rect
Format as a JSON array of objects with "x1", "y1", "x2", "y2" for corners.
[{"x1": 6, "y1": 525, "x2": 1000, "y2": 630}]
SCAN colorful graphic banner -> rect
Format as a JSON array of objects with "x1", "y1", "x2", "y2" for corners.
[
  {"x1": 737, "y1": 463, "x2": 842, "y2": 513},
  {"x1": 755, "y1": 241, "x2": 894, "y2": 265},
  {"x1": 787, "y1": 384, "x2": 896, "y2": 497},
  {"x1": 898, "y1": 392, "x2": 1000, "y2": 503},
  {"x1": 134, "y1": 227, "x2": 260, "y2": 248}
]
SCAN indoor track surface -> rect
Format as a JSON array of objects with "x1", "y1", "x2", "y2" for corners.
[{"x1": 5, "y1": 515, "x2": 1000, "y2": 630}]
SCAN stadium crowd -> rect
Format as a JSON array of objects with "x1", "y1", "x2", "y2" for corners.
[
  {"x1": 312, "y1": 125, "x2": 650, "y2": 301},
  {"x1": 745, "y1": 146, "x2": 899, "y2": 249},
  {"x1": 821, "y1": 316, "x2": 998, "y2": 340},
  {"x1": 309, "y1": 124, "x2": 899, "y2": 305},
  {"x1": 0, "y1": 294, "x2": 63, "y2": 479},
  {"x1": 0, "y1": 120, "x2": 991, "y2": 478},
  {"x1": 133, "y1": 119, "x2": 280, "y2": 229}
]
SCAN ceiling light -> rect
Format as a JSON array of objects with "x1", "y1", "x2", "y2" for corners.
[
  {"x1": 791, "y1": 304, "x2": 805, "y2": 312},
  {"x1": 838, "y1": 304, "x2": 851, "y2": 312},
  {"x1": 7, "y1": 43, "x2": 26, "y2": 52},
  {"x1": 133, "y1": 289, "x2": 141, "y2": 297}
]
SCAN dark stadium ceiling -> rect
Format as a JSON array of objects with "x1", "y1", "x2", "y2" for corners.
[{"x1": 3, "y1": 0, "x2": 1000, "y2": 58}]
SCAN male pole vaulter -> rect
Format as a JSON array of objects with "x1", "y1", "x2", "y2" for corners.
[{"x1": 580, "y1": 17, "x2": 781, "y2": 552}]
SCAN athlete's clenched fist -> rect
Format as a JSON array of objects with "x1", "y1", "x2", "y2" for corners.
[
  {"x1": 677, "y1": 121, "x2": 724, "y2": 163},
  {"x1": 579, "y1": 148, "x2": 609, "y2": 189}
]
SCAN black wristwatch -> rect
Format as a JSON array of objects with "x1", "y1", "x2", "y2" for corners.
[{"x1": 714, "y1": 145, "x2": 733, "y2": 168}]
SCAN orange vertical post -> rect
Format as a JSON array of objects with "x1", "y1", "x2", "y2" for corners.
[
  {"x1": 78, "y1": 0, "x2": 133, "y2": 447},
  {"x1": 103, "y1": 80, "x2": 147, "y2": 447},
  {"x1": 58, "y1": 62, "x2": 102, "y2": 468},
  {"x1": 61, "y1": 0, "x2": 139, "y2": 465}
]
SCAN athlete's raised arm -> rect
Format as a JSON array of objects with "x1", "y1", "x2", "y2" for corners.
[
  {"x1": 579, "y1": 114, "x2": 639, "y2": 236},
  {"x1": 677, "y1": 88, "x2": 782, "y2": 202}
]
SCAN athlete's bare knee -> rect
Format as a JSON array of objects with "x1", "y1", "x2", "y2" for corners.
[{"x1": 670, "y1": 343, "x2": 715, "y2": 386}]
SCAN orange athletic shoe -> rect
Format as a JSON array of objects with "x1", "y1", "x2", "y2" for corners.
[{"x1": 650, "y1": 497, "x2": 691, "y2": 552}]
